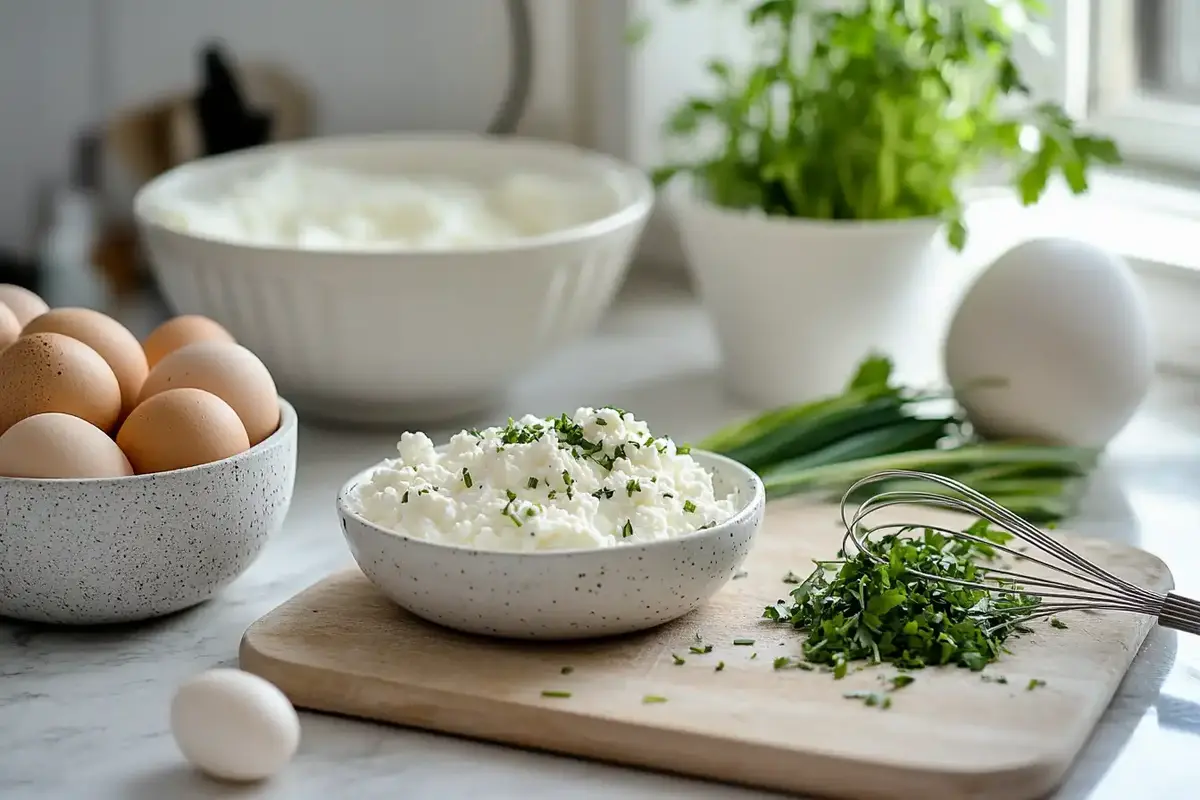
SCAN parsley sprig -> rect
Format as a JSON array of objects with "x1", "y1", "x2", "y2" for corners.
[{"x1": 765, "y1": 521, "x2": 1040, "y2": 674}]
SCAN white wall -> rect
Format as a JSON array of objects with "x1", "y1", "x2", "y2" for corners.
[{"x1": 0, "y1": 0, "x2": 579, "y2": 256}]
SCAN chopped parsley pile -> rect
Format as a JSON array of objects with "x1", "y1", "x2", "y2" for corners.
[{"x1": 764, "y1": 520, "x2": 1041, "y2": 676}]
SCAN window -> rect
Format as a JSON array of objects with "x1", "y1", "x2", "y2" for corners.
[{"x1": 1083, "y1": 0, "x2": 1200, "y2": 172}]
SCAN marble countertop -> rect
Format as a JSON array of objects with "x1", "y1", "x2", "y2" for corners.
[{"x1": 2, "y1": 277, "x2": 1199, "y2": 799}]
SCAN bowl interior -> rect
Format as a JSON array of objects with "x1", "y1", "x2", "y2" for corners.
[{"x1": 135, "y1": 134, "x2": 652, "y2": 238}]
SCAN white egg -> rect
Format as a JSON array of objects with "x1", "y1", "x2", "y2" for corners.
[
  {"x1": 944, "y1": 237, "x2": 1154, "y2": 448},
  {"x1": 170, "y1": 668, "x2": 300, "y2": 782}
]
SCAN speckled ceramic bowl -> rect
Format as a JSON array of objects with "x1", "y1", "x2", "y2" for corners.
[
  {"x1": 0, "y1": 399, "x2": 298, "y2": 625},
  {"x1": 336, "y1": 450, "x2": 765, "y2": 640}
]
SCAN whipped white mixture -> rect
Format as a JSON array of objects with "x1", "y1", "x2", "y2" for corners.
[
  {"x1": 153, "y1": 159, "x2": 613, "y2": 250},
  {"x1": 351, "y1": 408, "x2": 738, "y2": 552}
]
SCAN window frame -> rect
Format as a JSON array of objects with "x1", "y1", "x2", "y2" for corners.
[{"x1": 1076, "y1": 0, "x2": 1200, "y2": 173}]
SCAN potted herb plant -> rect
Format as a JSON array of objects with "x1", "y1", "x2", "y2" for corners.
[{"x1": 650, "y1": 0, "x2": 1119, "y2": 407}]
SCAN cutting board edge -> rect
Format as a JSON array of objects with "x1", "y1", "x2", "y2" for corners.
[{"x1": 240, "y1": 607, "x2": 1073, "y2": 800}]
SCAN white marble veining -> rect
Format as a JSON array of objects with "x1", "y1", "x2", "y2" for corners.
[{"x1": 2, "y1": 277, "x2": 1199, "y2": 799}]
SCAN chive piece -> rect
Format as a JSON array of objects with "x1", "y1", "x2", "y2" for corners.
[
  {"x1": 527, "y1": 477, "x2": 539, "y2": 489},
  {"x1": 1050, "y1": 617, "x2": 1068, "y2": 629},
  {"x1": 547, "y1": 489, "x2": 557, "y2": 500},
  {"x1": 715, "y1": 661, "x2": 725, "y2": 672},
  {"x1": 560, "y1": 666, "x2": 574, "y2": 675},
  {"x1": 689, "y1": 644, "x2": 713, "y2": 654},
  {"x1": 462, "y1": 468, "x2": 473, "y2": 488},
  {"x1": 541, "y1": 690, "x2": 572, "y2": 698},
  {"x1": 561, "y1": 470, "x2": 574, "y2": 487},
  {"x1": 401, "y1": 491, "x2": 409, "y2": 504},
  {"x1": 642, "y1": 695, "x2": 668, "y2": 704},
  {"x1": 683, "y1": 500, "x2": 697, "y2": 513},
  {"x1": 750, "y1": 652, "x2": 758, "y2": 660},
  {"x1": 626, "y1": 479, "x2": 641, "y2": 497},
  {"x1": 671, "y1": 653, "x2": 685, "y2": 666},
  {"x1": 595, "y1": 418, "x2": 607, "y2": 426},
  {"x1": 622, "y1": 520, "x2": 634, "y2": 538},
  {"x1": 889, "y1": 674, "x2": 915, "y2": 690},
  {"x1": 773, "y1": 656, "x2": 791, "y2": 670},
  {"x1": 1027, "y1": 678, "x2": 1046, "y2": 691},
  {"x1": 676, "y1": 444, "x2": 691, "y2": 455},
  {"x1": 733, "y1": 638, "x2": 755, "y2": 646}
]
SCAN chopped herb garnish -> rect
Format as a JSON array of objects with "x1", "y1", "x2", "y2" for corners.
[
  {"x1": 671, "y1": 653, "x2": 685, "y2": 665},
  {"x1": 525, "y1": 507, "x2": 536, "y2": 517},
  {"x1": 541, "y1": 690, "x2": 572, "y2": 698},
  {"x1": 622, "y1": 520, "x2": 634, "y2": 538},
  {"x1": 461, "y1": 468, "x2": 473, "y2": 488},
  {"x1": 561, "y1": 470, "x2": 574, "y2": 487},
  {"x1": 733, "y1": 638, "x2": 755, "y2": 646},
  {"x1": 715, "y1": 661, "x2": 726, "y2": 672},
  {"x1": 626, "y1": 479, "x2": 641, "y2": 497},
  {"x1": 527, "y1": 477, "x2": 539, "y2": 489},
  {"x1": 1027, "y1": 678, "x2": 1046, "y2": 691},
  {"x1": 764, "y1": 521, "x2": 1041, "y2": 674},
  {"x1": 506, "y1": 489, "x2": 518, "y2": 503},
  {"x1": 689, "y1": 644, "x2": 714, "y2": 654},
  {"x1": 773, "y1": 656, "x2": 791, "y2": 670},
  {"x1": 595, "y1": 418, "x2": 608, "y2": 426},
  {"x1": 592, "y1": 487, "x2": 614, "y2": 500},
  {"x1": 401, "y1": 491, "x2": 409, "y2": 504},
  {"x1": 547, "y1": 489, "x2": 557, "y2": 500},
  {"x1": 844, "y1": 690, "x2": 892, "y2": 709},
  {"x1": 683, "y1": 500, "x2": 697, "y2": 513},
  {"x1": 1050, "y1": 617, "x2": 1068, "y2": 629},
  {"x1": 676, "y1": 443, "x2": 691, "y2": 455},
  {"x1": 750, "y1": 652, "x2": 758, "y2": 660},
  {"x1": 560, "y1": 666, "x2": 574, "y2": 675},
  {"x1": 642, "y1": 695, "x2": 668, "y2": 704},
  {"x1": 889, "y1": 674, "x2": 915, "y2": 690}
]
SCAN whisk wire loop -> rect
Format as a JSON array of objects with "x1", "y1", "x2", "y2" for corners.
[{"x1": 836, "y1": 470, "x2": 1196, "y2": 636}]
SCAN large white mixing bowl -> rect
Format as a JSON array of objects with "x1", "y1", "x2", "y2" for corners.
[{"x1": 134, "y1": 134, "x2": 653, "y2": 425}]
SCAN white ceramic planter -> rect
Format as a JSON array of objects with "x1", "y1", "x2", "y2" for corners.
[{"x1": 676, "y1": 196, "x2": 941, "y2": 408}]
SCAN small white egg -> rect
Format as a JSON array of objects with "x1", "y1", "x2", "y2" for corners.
[
  {"x1": 170, "y1": 668, "x2": 300, "y2": 782},
  {"x1": 944, "y1": 237, "x2": 1155, "y2": 448}
]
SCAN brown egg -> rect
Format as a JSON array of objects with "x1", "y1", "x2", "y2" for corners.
[
  {"x1": 23, "y1": 308, "x2": 149, "y2": 417},
  {"x1": 0, "y1": 333, "x2": 122, "y2": 436},
  {"x1": 0, "y1": 285, "x2": 49, "y2": 326},
  {"x1": 142, "y1": 315, "x2": 235, "y2": 369},
  {"x1": 0, "y1": 412, "x2": 133, "y2": 478},
  {"x1": 116, "y1": 388, "x2": 250, "y2": 474},
  {"x1": 139, "y1": 341, "x2": 279, "y2": 446},
  {"x1": 0, "y1": 302, "x2": 20, "y2": 350}
]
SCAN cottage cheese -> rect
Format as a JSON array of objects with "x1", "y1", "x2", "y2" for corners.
[
  {"x1": 352, "y1": 408, "x2": 739, "y2": 552},
  {"x1": 155, "y1": 159, "x2": 613, "y2": 251}
]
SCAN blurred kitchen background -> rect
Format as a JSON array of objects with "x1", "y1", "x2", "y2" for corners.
[{"x1": 2, "y1": 0, "x2": 1200, "y2": 377}]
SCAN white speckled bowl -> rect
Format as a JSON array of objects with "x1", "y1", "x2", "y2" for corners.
[
  {"x1": 0, "y1": 399, "x2": 298, "y2": 625},
  {"x1": 336, "y1": 450, "x2": 765, "y2": 640}
]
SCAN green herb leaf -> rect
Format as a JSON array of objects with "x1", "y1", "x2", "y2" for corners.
[
  {"x1": 715, "y1": 661, "x2": 726, "y2": 672},
  {"x1": 672, "y1": 653, "x2": 686, "y2": 666},
  {"x1": 643, "y1": 695, "x2": 668, "y2": 704},
  {"x1": 541, "y1": 690, "x2": 572, "y2": 698},
  {"x1": 1027, "y1": 678, "x2": 1047, "y2": 691},
  {"x1": 733, "y1": 638, "x2": 755, "y2": 646}
]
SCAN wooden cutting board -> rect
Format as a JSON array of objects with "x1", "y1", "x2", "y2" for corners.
[{"x1": 240, "y1": 500, "x2": 1172, "y2": 800}]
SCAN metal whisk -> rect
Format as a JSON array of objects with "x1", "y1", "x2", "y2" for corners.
[{"x1": 838, "y1": 470, "x2": 1200, "y2": 636}]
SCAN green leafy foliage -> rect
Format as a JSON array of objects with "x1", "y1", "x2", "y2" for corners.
[
  {"x1": 763, "y1": 522, "x2": 1042, "y2": 672},
  {"x1": 646, "y1": 0, "x2": 1121, "y2": 250}
]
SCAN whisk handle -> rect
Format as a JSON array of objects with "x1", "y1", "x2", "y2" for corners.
[{"x1": 1157, "y1": 593, "x2": 1200, "y2": 637}]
